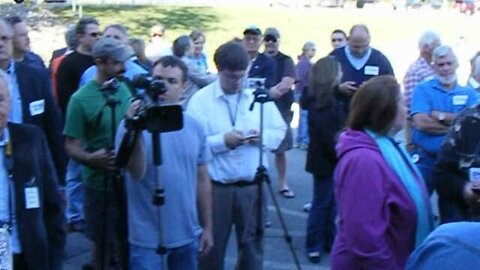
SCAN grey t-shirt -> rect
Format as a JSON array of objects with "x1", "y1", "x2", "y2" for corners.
[{"x1": 116, "y1": 112, "x2": 209, "y2": 249}]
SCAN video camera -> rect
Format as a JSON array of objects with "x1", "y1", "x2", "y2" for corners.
[{"x1": 126, "y1": 74, "x2": 183, "y2": 133}]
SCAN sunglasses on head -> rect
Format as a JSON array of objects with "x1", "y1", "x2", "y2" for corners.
[{"x1": 264, "y1": 36, "x2": 278, "y2": 43}]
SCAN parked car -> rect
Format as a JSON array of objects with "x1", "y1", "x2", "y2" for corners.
[{"x1": 356, "y1": 0, "x2": 377, "y2": 8}]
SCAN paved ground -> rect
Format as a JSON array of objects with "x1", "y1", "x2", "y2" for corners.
[{"x1": 63, "y1": 145, "x2": 330, "y2": 270}]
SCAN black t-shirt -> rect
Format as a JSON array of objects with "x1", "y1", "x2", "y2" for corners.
[
  {"x1": 56, "y1": 51, "x2": 94, "y2": 115},
  {"x1": 272, "y1": 52, "x2": 296, "y2": 114}
]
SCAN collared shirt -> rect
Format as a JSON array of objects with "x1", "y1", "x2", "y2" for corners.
[
  {"x1": 411, "y1": 78, "x2": 479, "y2": 153},
  {"x1": 6, "y1": 61, "x2": 23, "y2": 124},
  {"x1": 345, "y1": 45, "x2": 372, "y2": 70},
  {"x1": 186, "y1": 80, "x2": 287, "y2": 183},
  {"x1": 0, "y1": 128, "x2": 21, "y2": 253},
  {"x1": 403, "y1": 57, "x2": 435, "y2": 108}
]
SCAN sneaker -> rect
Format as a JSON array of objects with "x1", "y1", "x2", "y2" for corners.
[
  {"x1": 303, "y1": 203, "x2": 312, "y2": 212},
  {"x1": 307, "y1": 251, "x2": 321, "y2": 263}
]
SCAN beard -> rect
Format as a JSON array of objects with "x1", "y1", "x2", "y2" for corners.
[{"x1": 436, "y1": 74, "x2": 457, "y2": 85}]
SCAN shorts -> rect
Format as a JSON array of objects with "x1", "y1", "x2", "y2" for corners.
[{"x1": 273, "y1": 110, "x2": 293, "y2": 154}]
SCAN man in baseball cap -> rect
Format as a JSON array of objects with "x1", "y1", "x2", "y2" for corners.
[{"x1": 64, "y1": 35, "x2": 133, "y2": 270}]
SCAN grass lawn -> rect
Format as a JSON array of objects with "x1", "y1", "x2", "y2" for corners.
[{"x1": 5, "y1": 3, "x2": 480, "y2": 78}]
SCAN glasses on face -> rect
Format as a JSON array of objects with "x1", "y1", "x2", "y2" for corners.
[
  {"x1": 88, "y1": 32, "x2": 102, "y2": 38},
  {"x1": 244, "y1": 35, "x2": 260, "y2": 43},
  {"x1": 152, "y1": 33, "x2": 163, "y2": 38},
  {"x1": 332, "y1": 38, "x2": 345, "y2": 42}
]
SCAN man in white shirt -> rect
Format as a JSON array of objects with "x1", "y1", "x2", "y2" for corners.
[{"x1": 188, "y1": 41, "x2": 286, "y2": 270}]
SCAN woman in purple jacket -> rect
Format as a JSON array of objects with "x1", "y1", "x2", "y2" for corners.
[{"x1": 332, "y1": 75, "x2": 433, "y2": 270}]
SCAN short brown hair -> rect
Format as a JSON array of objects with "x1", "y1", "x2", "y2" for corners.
[{"x1": 347, "y1": 75, "x2": 400, "y2": 134}]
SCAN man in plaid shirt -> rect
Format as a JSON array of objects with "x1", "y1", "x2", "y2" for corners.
[{"x1": 403, "y1": 31, "x2": 441, "y2": 145}]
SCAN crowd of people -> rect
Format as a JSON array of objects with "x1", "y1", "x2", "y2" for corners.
[{"x1": 0, "y1": 11, "x2": 480, "y2": 270}]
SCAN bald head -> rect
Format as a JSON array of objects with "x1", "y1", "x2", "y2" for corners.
[{"x1": 348, "y1": 24, "x2": 370, "y2": 58}]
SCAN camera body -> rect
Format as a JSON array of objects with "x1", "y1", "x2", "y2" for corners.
[{"x1": 131, "y1": 74, "x2": 167, "y2": 104}]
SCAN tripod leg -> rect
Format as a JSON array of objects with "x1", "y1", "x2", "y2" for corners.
[{"x1": 263, "y1": 173, "x2": 302, "y2": 270}]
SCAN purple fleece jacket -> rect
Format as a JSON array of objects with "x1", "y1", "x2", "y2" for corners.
[{"x1": 331, "y1": 129, "x2": 418, "y2": 270}]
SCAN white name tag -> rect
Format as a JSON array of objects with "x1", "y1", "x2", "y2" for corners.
[
  {"x1": 364, "y1": 65, "x2": 379, "y2": 76},
  {"x1": 25, "y1": 187, "x2": 40, "y2": 209},
  {"x1": 453, "y1": 95, "x2": 468, "y2": 106},
  {"x1": 469, "y1": 168, "x2": 480, "y2": 182},
  {"x1": 29, "y1": 99, "x2": 45, "y2": 116},
  {"x1": 0, "y1": 228, "x2": 12, "y2": 270}
]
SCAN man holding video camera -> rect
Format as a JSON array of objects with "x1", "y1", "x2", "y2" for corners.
[
  {"x1": 188, "y1": 41, "x2": 286, "y2": 270},
  {"x1": 115, "y1": 55, "x2": 213, "y2": 270},
  {"x1": 64, "y1": 37, "x2": 132, "y2": 270}
]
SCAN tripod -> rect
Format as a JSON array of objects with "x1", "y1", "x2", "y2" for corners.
[
  {"x1": 98, "y1": 79, "x2": 128, "y2": 270},
  {"x1": 244, "y1": 86, "x2": 302, "y2": 270}
]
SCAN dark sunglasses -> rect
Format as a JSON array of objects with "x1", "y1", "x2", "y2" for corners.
[
  {"x1": 89, "y1": 32, "x2": 102, "y2": 38},
  {"x1": 264, "y1": 36, "x2": 278, "y2": 43}
]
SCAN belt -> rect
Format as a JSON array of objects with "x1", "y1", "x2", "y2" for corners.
[{"x1": 211, "y1": 179, "x2": 258, "y2": 187}]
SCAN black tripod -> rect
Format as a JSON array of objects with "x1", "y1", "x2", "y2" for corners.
[
  {"x1": 243, "y1": 86, "x2": 302, "y2": 270},
  {"x1": 98, "y1": 79, "x2": 128, "y2": 270}
]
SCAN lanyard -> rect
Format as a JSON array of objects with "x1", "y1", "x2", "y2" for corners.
[
  {"x1": 2, "y1": 141, "x2": 13, "y2": 232},
  {"x1": 224, "y1": 92, "x2": 242, "y2": 127}
]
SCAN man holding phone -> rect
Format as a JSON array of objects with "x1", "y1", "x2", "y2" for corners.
[{"x1": 329, "y1": 24, "x2": 394, "y2": 111}]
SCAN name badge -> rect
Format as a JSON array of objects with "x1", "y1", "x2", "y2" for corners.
[
  {"x1": 364, "y1": 65, "x2": 379, "y2": 76},
  {"x1": 453, "y1": 95, "x2": 468, "y2": 106},
  {"x1": 25, "y1": 187, "x2": 40, "y2": 209},
  {"x1": 0, "y1": 228, "x2": 12, "y2": 270},
  {"x1": 469, "y1": 167, "x2": 480, "y2": 182},
  {"x1": 29, "y1": 99, "x2": 45, "y2": 116}
]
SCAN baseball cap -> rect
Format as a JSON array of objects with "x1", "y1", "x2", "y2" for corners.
[
  {"x1": 243, "y1": 25, "x2": 262, "y2": 36},
  {"x1": 264, "y1": 27, "x2": 280, "y2": 39},
  {"x1": 92, "y1": 37, "x2": 133, "y2": 62}
]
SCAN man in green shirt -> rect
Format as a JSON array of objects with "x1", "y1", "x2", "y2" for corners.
[{"x1": 64, "y1": 37, "x2": 132, "y2": 270}]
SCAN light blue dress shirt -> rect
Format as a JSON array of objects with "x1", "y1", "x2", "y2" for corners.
[
  {"x1": 345, "y1": 45, "x2": 372, "y2": 71},
  {"x1": 0, "y1": 128, "x2": 21, "y2": 253},
  {"x1": 6, "y1": 61, "x2": 23, "y2": 124}
]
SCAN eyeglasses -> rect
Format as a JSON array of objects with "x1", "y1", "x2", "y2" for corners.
[
  {"x1": 332, "y1": 38, "x2": 345, "y2": 42},
  {"x1": 152, "y1": 33, "x2": 163, "y2": 38},
  {"x1": 88, "y1": 32, "x2": 102, "y2": 38}
]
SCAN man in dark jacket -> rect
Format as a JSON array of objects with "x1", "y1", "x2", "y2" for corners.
[
  {"x1": 0, "y1": 68, "x2": 65, "y2": 270},
  {"x1": 0, "y1": 19, "x2": 66, "y2": 185},
  {"x1": 434, "y1": 103, "x2": 480, "y2": 223}
]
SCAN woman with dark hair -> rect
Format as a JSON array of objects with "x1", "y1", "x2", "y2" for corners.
[
  {"x1": 331, "y1": 75, "x2": 433, "y2": 269},
  {"x1": 302, "y1": 56, "x2": 346, "y2": 263}
]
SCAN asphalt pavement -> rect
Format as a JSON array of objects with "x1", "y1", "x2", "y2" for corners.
[{"x1": 63, "y1": 147, "x2": 330, "y2": 270}]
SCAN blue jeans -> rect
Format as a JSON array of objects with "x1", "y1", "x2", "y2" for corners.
[
  {"x1": 130, "y1": 239, "x2": 199, "y2": 270},
  {"x1": 306, "y1": 176, "x2": 336, "y2": 253},
  {"x1": 297, "y1": 109, "x2": 309, "y2": 145},
  {"x1": 65, "y1": 159, "x2": 84, "y2": 223}
]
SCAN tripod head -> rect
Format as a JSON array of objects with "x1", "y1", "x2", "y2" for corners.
[{"x1": 248, "y1": 78, "x2": 273, "y2": 111}]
